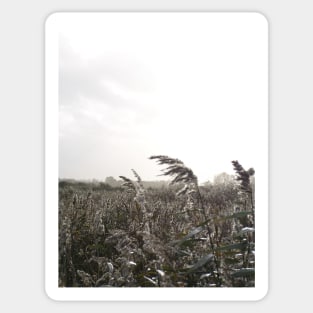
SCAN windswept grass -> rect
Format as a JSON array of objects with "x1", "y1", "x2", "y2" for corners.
[{"x1": 59, "y1": 157, "x2": 255, "y2": 287}]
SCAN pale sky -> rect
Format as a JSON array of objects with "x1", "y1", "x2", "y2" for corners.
[{"x1": 58, "y1": 13, "x2": 268, "y2": 183}]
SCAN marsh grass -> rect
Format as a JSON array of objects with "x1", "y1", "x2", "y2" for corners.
[{"x1": 59, "y1": 157, "x2": 255, "y2": 287}]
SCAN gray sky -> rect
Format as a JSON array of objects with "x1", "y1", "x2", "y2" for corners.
[{"x1": 58, "y1": 13, "x2": 267, "y2": 183}]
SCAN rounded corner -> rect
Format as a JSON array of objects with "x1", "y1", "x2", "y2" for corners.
[
  {"x1": 44, "y1": 12, "x2": 61, "y2": 29},
  {"x1": 254, "y1": 284, "x2": 269, "y2": 302},
  {"x1": 253, "y1": 12, "x2": 269, "y2": 28},
  {"x1": 44, "y1": 284, "x2": 61, "y2": 302}
]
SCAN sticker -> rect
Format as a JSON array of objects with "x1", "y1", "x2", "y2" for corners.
[{"x1": 45, "y1": 12, "x2": 268, "y2": 301}]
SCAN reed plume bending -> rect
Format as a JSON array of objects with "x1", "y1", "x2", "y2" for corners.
[
  {"x1": 232, "y1": 160, "x2": 255, "y2": 213},
  {"x1": 120, "y1": 169, "x2": 150, "y2": 233},
  {"x1": 150, "y1": 155, "x2": 209, "y2": 212},
  {"x1": 231, "y1": 160, "x2": 255, "y2": 193},
  {"x1": 149, "y1": 155, "x2": 222, "y2": 286}
]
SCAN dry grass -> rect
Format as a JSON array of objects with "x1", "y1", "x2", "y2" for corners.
[{"x1": 59, "y1": 158, "x2": 255, "y2": 287}]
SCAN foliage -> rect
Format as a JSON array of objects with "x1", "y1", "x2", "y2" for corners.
[{"x1": 59, "y1": 158, "x2": 255, "y2": 287}]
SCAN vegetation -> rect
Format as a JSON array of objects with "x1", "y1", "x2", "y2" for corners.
[{"x1": 59, "y1": 156, "x2": 255, "y2": 287}]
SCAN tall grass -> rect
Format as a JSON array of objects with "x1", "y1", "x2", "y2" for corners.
[{"x1": 59, "y1": 157, "x2": 255, "y2": 287}]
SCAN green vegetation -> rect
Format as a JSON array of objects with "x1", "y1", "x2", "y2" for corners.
[{"x1": 59, "y1": 157, "x2": 255, "y2": 287}]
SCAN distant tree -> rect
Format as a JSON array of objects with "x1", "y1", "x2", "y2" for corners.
[
  {"x1": 202, "y1": 180, "x2": 212, "y2": 187},
  {"x1": 213, "y1": 172, "x2": 234, "y2": 185},
  {"x1": 105, "y1": 176, "x2": 119, "y2": 187}
]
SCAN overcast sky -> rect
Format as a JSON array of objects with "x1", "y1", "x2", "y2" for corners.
[{"x1": 58, "y1": 13, "x2": 267, "y2": 183}]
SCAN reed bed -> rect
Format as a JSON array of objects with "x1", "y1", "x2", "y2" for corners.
[{"x1": 59, "y1": 157, "x2": 255, "y2": 287}]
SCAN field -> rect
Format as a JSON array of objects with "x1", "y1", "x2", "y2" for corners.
[{"x1": 59, "y1": 157, "x2": 255, "y2": 287}]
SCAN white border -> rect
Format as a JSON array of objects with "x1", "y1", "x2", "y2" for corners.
[{"x1": 45, "y1": 12, "x2": 268, "y2": 301}]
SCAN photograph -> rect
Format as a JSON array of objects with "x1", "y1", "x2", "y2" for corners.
[{"x1": 46, "y1": 12, "x2": 268, "y2": 300}]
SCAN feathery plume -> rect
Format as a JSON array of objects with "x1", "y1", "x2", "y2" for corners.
[
  {"x1": 149, "y1": 155, "x2": 197, "y2": 185},
  {"x1": 119, "y1": 176, "x2": 136, "y2": 194},
  {"x1": 231, "y1": 160, "x2": 254, "y2": 192}
]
